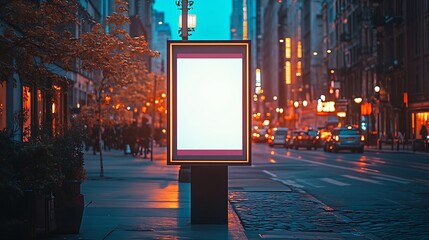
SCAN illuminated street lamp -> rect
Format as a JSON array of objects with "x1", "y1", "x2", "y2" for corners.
[
  {"x1": 374, "y1": 85, "x2": 380, "y2": 94},
  {"x1": 294, "y1": 101, "x2": 299, "y2": 108},
  {"x1": 354, "y1": 97, "x2": 363, "y2": 104},
  {"x1": 302, "y1": 100, "x2": 308, "y2": 107},
  {"x1": 179, "y1": 14, "x2": 196, "y2": 36}
]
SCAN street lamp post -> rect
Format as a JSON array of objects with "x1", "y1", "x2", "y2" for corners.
[
  {"x1": 177, "y1": 0, "x2": 194, "y2": 182},
  {"x1": 374, "y1": 85, "x2": 381, "y2": 149},
  {"x1": 150, "y1": 74, "x2": 157, "y2": 161},
  {"x1": 354, "y1": 97, "x2": 362, "y2": 127}
]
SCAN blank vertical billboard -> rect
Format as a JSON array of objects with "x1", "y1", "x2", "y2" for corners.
[{"x1": 167, "y1": 41, "x2": 251, "y2": 165}]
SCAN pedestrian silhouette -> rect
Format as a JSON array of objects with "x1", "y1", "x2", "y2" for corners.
[
  {"x1": 420, "y1": 125, "x2": 428, "y2": 140},
  {"x1": 141, "y1": 118, "x2": 151, "y2": 158}
]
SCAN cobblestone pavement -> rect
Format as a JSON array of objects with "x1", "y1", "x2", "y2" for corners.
[
  {"x1": 229, "y1": 190, "x2": 429, "y2": 239},
  {"x1": 229, "y1": 191, "x2": 368, "y2": 239},
  {"x1": 340, "y1": 207, "x2": 429, "y2": 240}
]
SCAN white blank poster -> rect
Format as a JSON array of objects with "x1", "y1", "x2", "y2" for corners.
[{"x1": 176, "y1": 57, "x2": 243, "y2": 151}]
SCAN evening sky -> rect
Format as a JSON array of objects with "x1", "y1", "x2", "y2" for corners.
[{"x1": 153, "y1": 0, "x2": 232, "y2": 40}]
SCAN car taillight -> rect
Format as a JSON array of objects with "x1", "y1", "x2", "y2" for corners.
[
  {"x1": 298, "y1": 136, "x2": 303, "y2": 139},
  {"x1": 360, "y1": 135, "x2": 365, "y2": 141},
  {"x1": 333, "y1": 135, "x2": 340, "y2": 141}
]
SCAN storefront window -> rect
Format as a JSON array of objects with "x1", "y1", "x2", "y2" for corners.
[
  {"x1": 416, "y1": 112, "x2": 429, "y2": 139},
  {"x1": 0, "y1": 83, "x2": 6, "y2": 131},
  {"x1": 52, "y1": 85, "x2": 62, "y2": 135},
  {"x1": 37, "y1": 89, "x2": 44, "y2": 129},
  {"x1": 22, "y1": 86, "x2": 32, "y2": 141}
]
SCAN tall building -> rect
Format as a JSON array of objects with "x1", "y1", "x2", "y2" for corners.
[
  {"x1": 261, "y1": 0, "x2": 281, "y2": 106},
  {"x1": 246, "y1": 0, "x2": 429, "y2": 137},
  {"x1": 231, "y1": 0, "x2": 244, "y2": 40},
  {"x1": 373, "y1": 0, "x2": 429, "y2": 141},
  {"x1": 152, "y1": 11, "x2": 172, "y2": 73}
]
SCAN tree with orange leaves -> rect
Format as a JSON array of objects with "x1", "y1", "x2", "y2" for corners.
[
  {"x1": 78, "y1": 0, "x2": 158, "y2": 176},
  {"x1": 1, "y1": 0, "x2": 158, "y2": 177}
]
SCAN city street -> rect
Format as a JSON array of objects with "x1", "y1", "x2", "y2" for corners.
[
  {"x1": 230, "y1": 143, "x2": 429, "y2": 239},
  {"x1": 52, "y1": 143, "x2": 429, "y2": 240}
]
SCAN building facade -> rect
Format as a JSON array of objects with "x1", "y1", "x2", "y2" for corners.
[
  {"x1": 245, "y1": 0, "x2": 429, "y2": 142},
  {"x1": 0, "y1": 0, "x2": 156, "y2": 141}
]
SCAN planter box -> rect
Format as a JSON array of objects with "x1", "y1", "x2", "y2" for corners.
[
  {"x1": 0, "y1": 190, "x2": 56, "y2": 239},
  {"x1": 55, "y1": 181, "x2": 84, "y2": 234}
]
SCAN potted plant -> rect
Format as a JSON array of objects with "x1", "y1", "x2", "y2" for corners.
[
  {"x1": 53, "y1": 124, "x2": 86, "y2": 234},
  {"x1": 0, "y1": 131, "x2": 29, "y2": 240},
  {"x1": 0, "y1": 131, "x2": 64, "y2": 239}
]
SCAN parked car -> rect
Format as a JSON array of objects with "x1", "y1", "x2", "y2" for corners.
[
  {"x1": 324, "y1": 126, "x2": 365, "y2": 153},
  {"x1": 268, "y1": 127, "x2": 289, "y2": 147}
]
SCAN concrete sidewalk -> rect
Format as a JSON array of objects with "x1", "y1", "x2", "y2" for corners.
[
  {"x1": 364, "y1": 142, "x2": 429, "y2": 154},
  {"x1": 50, "y1": 148, "x2": 246, "y2": 240}
]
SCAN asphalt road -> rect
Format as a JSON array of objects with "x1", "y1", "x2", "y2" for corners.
[{"x1": 241, "y1": 143, "x2": 429, "y2": 239}]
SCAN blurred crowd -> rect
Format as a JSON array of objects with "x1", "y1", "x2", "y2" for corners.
[{"x1": 84, "y1": 121, "x2": 165, "y2": 158}]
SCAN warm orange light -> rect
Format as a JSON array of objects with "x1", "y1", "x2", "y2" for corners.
[
  {"x1": 337, "y1": 111, "x2": 346, "y2": 117},
  {"x1": 294, "y1": 101, "x2": 299, "y2": 108},
  {"x1": 285, "y1": 61, "x2": 291, "y2": 85},
  {"x1": 361, "y1": 102, "x2": 372, "y2": 115},
  {"x1": 302, "y1": 100, "x2": 308, "y2": 107},
  {"x1": 354, "y1": 97, "x2": 362, "y2": 104},
  {"x1": 285, "y1": 38, "x2": 291, "y2": 59},
  {"x1": 403, "y1": 92, "x2": 408, "y2": 107},
  {"x1": 317, "y1": 101, "x2": 335, "y2": 114},
  {"x1": 297, "y1": 41, "x2": 302, "y2": 59},
  {"x1": 105, "y1": 95, "x2": 111, "y2": 104}
]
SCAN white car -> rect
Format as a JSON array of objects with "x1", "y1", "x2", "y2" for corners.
[{"x1": 268, "y1": 128, "x2": 289, "y2": 147}]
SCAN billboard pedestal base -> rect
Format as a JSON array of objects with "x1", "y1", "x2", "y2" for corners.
[
  {"x1": 191, "y1": 166, "x2": 228, "y2": 224},
  {"x1": 178, "y1": 166, "x2": 191, "y2": 182}
]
